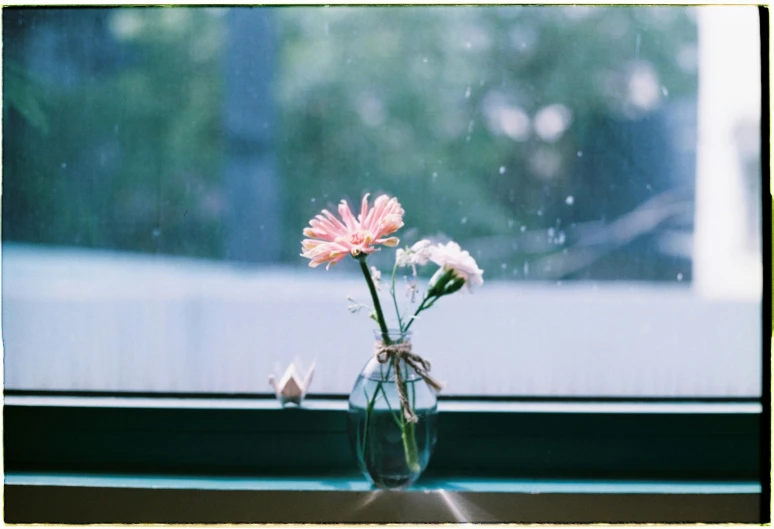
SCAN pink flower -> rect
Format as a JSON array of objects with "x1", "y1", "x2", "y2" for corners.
[{"x1": 301, "y1": 193, "x2": 404, "y2": 269}]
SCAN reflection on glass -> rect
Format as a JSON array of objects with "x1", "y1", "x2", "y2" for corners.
[{"x1": 2, "y1": 7, "x2": 761, "y2": 396}]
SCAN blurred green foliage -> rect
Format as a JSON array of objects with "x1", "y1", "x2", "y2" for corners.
[
  {"x1": 3, "y1": 8, "x2": 225, "y2": 257},
  {"x1": 275, "y1": 6, "x2": 698, "y2": 275},
  {"x1": 3, "y1": 6, "x2": 698, "y2": 277}
]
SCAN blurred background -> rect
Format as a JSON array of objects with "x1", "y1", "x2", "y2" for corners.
[{"x1": 2, "y1": 6, "x2": 763, "y2": 396}]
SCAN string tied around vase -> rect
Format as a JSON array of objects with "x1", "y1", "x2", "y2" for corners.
[{"x1": 374, "y1": 340, "x2": 444, "y2": 423}]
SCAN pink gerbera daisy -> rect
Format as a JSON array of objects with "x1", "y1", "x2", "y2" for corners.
[{"x1": 301, "y1": 193, "x2": 404, "y2": 269}]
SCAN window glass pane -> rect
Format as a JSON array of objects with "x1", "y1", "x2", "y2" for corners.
[{"x1": 2, "y1": 6, "x2": 761, "y2": 396}]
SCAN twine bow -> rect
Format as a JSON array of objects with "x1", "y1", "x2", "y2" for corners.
[{"x1": 374, "y1": 341, "x2": 444, "y2": 423}]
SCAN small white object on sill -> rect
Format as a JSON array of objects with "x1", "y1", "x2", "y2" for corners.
[{"x1": 269, "y1": 360, "x2": 315, "y2": 407}]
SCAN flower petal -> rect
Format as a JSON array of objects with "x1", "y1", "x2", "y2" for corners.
[
  {"x1": 358, "y1": 192, "x2": 371, "y2": 224},
  {"x1": 338, "y1": 199, "x2": 359, "y2": 232},
  {"x1": 376, "y1": 236, "x2": 400, "y2": 247}
]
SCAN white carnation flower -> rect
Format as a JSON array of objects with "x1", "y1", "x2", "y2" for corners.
[
  {"x1": 395, "y1": 239, "x2": 433, "y2": 268},
  {"x1": 428, "y1": 241, "x2": 484, "y2": 290}
]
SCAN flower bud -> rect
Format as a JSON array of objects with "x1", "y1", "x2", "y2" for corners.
[
  {"x1": 427, "y1": 267, "x2": 467, "y2": 297},
  {"x1": 427, "y1": 267, "x2": 455, "y2": 297},
  {"x1": 443, "y1": 276, "x2": 466, "y2": 295}
]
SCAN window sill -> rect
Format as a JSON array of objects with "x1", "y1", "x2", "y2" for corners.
[
  {"x1": 4, "y1": 395, "x2": 765, "y2": 522},
  {"x1": 4, "y1": 395, "x2": 762, "y2": 478},
  {"x1": 4, "y1": 472, "x2": 762, "y2": 523}
]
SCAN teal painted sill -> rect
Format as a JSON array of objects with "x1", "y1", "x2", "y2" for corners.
[
  {"x1": 5, "y1": 471, "x2": 762, "y2": 494},
  {"x1": 4, "y1": 473, "x2": 762, "y2": 524}
]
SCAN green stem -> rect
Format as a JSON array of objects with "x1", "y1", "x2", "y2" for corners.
[
  {"x1": 361, "y1": 358, "x2": 401, "y2": 457},
  {"x1": 389, "y1": 261, "x2": 403, "y2": 331},
  {"x1": 361, "y1": 387, "x2": 373, "y2": 455},
  {"x1": 397, "y1": 358, "x2": 420, "y2": 473},
  {"x1": 357, "y1": 256, "x2": 390, "y2": 343},
  {"x1": 377, "y1": 382, "x2": 403, "y2": 429},
  {"x1": 356, "y1": 257, "x2": 421, "y2": 473},
  {"x1": 408, "y1": 359, "x2": 416, "y2": 412},
  {"x1": 403, "y1": 293, "x2": 438, "y2": 333},
  {"x1": 402, "y1": 423, "x2": 419, "y2": 473}
]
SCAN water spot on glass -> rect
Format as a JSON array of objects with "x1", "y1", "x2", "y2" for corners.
[
  {"x1": 152, "y1": 228, "x2": 161, "y2": 238},
  {"x1": 534, "y1": 104, "x2": 573, "y2": 142},
  {"x1": 577, "y1": 151, "x2": 583, "y2": 157},
  {"x1": 537, "y1": 209, "x2": 543, "y2": 216},
  {"x1": 467, "y1": 120, "x2": 474, "y2": 133},
  {"x1": 346, "y1": 58, "x2": 352, "y2": 64},
  {"x1": 60, "y1": 162, "x2": 67, "y2": 169},
  {"x1": 465, "y1": 86, "x2": 471, "y2": 99},
  {"x1": 523, "y1": 262, "x2": 529, "y2": 275},
  {"x1": 556, "y1": 281, "x2": 563, "y2": 286},
  {"x1": 635, "y1": 33, "x2": 641, "y2": 60},
  {"x1": 520, "y1": 225, "x2": 527, "y2": 232},
  {"x1": 661, "y1": 86, "x2": 669, "y2": 96},
  {"x1": 461, "y1": 216, "x2": 468, "y2": 224},
  {"x1": 547, "y1": 227, "x2": 555, "y2": 238},
  {"x1": 423, "y1": 57, "x2": 428, "y2": 63},
  {"x1": 465, "y1": 41, "x2": 472, "y2": 49},
  {"x1": 677, "y1": 273, "x2": 683, "y2": 281},
  {"x1": 508, "y1": 219, "x2": 515, "y2": 228},
  {"x1": 310, "y1": 197, "x2": 316, "y2": 203},
  {"x1": 555, "y1": 232, "x2": 566, "y2": 244},
  {"x1": 479, "y1": 80, "x2": 485, "y2": 86},
  {"x1": 565, "y1": 195, "x2": 575, "y2": 205},
  {"x1": 499, "y1": 166, "x2": 506, "y2": 175},
  {"x1": 646, "y1": 184, "x2": 652, "y2": 191},
  {"x1": 465, "y1": 136, "x2": 471, "y2": 143},
  {"x1": 500, "y1": 263, "x2": 507, "y2": 270},
  {"x1": 323, "y1": 193, "x2": 329, "y2": 198}
]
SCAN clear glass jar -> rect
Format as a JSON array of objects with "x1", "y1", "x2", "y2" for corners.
[{"x1": 347, "y1": 330, "x2": 439, "y2": 489}]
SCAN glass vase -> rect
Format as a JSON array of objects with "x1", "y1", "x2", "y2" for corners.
[{"x1": 347, "y1": 330, "x2": 439, "y2": 489}]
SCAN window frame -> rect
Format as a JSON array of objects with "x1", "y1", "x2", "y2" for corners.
[
  {"x1": 2, "y1": 391, "x2": 767, "y2": 523},
  {"x1": 3, "y1": 392, "x2": 764, "y2": 480}
]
